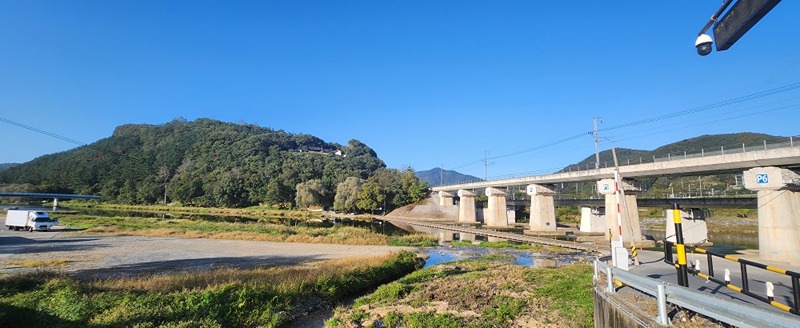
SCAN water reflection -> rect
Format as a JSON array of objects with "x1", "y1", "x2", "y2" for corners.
[
  {"x1": 643, "y1": 229, "x2": 758, "y2": 253},
  {"x1": 424, "y1": 247, "x2": 585, "y2": 268}
]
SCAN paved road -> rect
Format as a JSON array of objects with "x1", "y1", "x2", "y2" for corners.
[
  {"x1": 629, "y1": 249, "x2": 800, "y2": 315},
  {"x1": 0, "y1": 217, "x2": 412, "y2": 278}
]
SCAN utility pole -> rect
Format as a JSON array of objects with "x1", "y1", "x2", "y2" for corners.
[
  {"x1": 483, "y1": 150, "x2": 489, "y2": 181},
  {"x1": 593, "y1": 117, "x2": 601, "y2": 170},
  {"x1": 440, "y1": 164, "x2": 444, "y2": 186}
]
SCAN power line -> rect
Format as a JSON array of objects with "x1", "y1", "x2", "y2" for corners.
[
  {"x1": 472, "y1": 80, "x2": 800, "y2": 167},
  {"x1": 0, "y1": 115, "x2": 119, "y2": 156},
  {"x1": 600, "y1": 81, "x2": 800, "y2": 132},
  {"x1": 0, "y1": 116, "x2": 88, "y2": 146}
]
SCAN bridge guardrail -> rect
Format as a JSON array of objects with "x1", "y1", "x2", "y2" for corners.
[
  {"x1": 664, "y1": 240, "x2": 800, "y2": 315},
  {"x1": 595, "y1": 259, "x2": 800, "y2": 327}
]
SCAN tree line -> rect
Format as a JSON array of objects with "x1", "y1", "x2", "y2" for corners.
[{"x1": 0, "y1": 118, "x2": 429, "y2": 211}]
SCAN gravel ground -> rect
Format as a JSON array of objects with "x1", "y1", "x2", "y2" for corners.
[{"x1": 0, "y1": 219, "x2": 412, "y2": 279}]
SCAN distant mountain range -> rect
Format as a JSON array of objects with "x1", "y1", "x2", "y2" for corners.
[
  {"x1": 564, "y1": 132, "x2": 787, "y2": 171},
  {"x1": 415, "y1": 168, "x2": 481, "y2": 187}
]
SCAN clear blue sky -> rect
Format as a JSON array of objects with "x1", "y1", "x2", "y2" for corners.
[{"x1": 2, "y1": 1, "x2": 799, "y2": 180}]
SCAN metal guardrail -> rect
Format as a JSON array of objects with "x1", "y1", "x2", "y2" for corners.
[
  {"x1": 664, "y1": 240, "x2": 800, "y2": 315},
  {"x1": 594, "y1": 260, "x2": 800, "y2": 327}
]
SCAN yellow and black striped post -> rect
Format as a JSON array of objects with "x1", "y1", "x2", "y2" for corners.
[{"x1": 673, "y1": 204, "x2": 689, "y2": 287}]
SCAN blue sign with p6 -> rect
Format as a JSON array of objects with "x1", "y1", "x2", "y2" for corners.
[{"x1": 756, "y1": 174, "x2": 769, "y2": 184}]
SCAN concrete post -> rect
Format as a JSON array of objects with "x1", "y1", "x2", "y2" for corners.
[
  {"x1": 665, "y1": 209, "x2": 708, "y2": 244},
  {"x1": 526, "y1": 184, "x2": 557, "y2": 231},
  {"x1": 457, "y1": 190, "x2": 477, "y2": 223},
  {"x1": 484, "y1": 187, "x2": 509, "y2": 227},
  {"x1": 438, "y1": 191, "x2": 454, "y2": 206},
  {"x1": 438, "y1": 230, "x2": 453, "y2": 243},
  {"x1": 743, "y1": 167, "x2": 800, "y2": 264},
  {"x1": 459, "y1": 232, "x2": 476, "y2": 242},
  {"x1": 580, "y1": 206, "x2": 606, "y2": 233},
  {"x1": 597, "y1": 179, "x2": 644, "y2": 245}
]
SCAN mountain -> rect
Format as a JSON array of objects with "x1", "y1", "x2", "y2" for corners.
[
  {"x1": 564, "y1": 133, "x2": 785, "y2": 171},
  {"x1": 0, "y1": 163, "x2": 18, "y2": 172},
  {"x1": 416, "y1": 168, "x2": 482, "y2": 187},
  {"x1": 0, "y1": 118, "x2": 387, "y2": 207}
]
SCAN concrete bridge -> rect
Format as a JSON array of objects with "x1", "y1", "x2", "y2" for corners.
[
  {"x1": 431, "y1": 145, "x2": 800, "y2": 264},
  {"x1": 0, "y1": 192, "x2": 103, "y2": 209}
]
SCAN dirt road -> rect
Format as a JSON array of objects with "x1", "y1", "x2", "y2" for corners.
[{"x1": 0, "y1": 218, "x2": 412, "y2": 278}]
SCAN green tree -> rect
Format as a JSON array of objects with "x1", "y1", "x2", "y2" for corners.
[
  {"x1": 295, "y1": 179, "x2": 329, "y2": 209},
  {"x1": 334, "y1": 177, "x2": 362, "y2": 213}
]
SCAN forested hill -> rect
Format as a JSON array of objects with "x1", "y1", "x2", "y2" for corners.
[
  {"x1": 0, "y1": 118, "x2": 394, "y2": 207},
  {"x1": 565, "y1": 133, "x2": 786, "y2": 171},
  {"x1": 0, "y1": 163, "x2": 18, "y2": 172},
  {"x1": 415, "y1": 168, "x2": 481, "y2": 187}
]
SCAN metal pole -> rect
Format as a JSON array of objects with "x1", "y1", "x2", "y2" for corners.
[
  {"x1": 594, "y1": 117, "x2": 601, "y2": 170},
  {"x1": 606, "y1": 267, "x2": 614, "y2": 293},
  {"x1": 673, "y1": 204, "x2": 689, "y2": 287},
  {"x1": 697, "y1": 0, "x2": 733, "y2": 35},
  {"x1": 657, "y1": 284, "x2": 668, "y2": 325}
]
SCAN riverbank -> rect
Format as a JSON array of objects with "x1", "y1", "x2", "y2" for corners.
[
  {"x1": 54, "y1": 211, "x2": 438, "y2": 247},
  {"x1": 327, "y1": 259, "x2": 594, "y2": 327},
  {"x1": 0, "y1": 251, "x2": 423, "y2": 327}
]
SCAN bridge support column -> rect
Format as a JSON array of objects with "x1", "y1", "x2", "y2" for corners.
[
  {"x1": 457, "y1": 190, "x2": 477, "y2": 223},
  {"x1": 743, "y1": 167, "x2": 800, "y2": 264},
  {"x1": 597, "y1": 179, "x2": 644, "y2": 246},
  {"x1": 438, "y1": 230, "x2": 454, "y2": 244},
  {"x1": 438, "y1": 191, "x2": 454, "y2": 206},
  {"x1": 526, "y1": 184, "x2": 557, "y2": 231},
  {"x1": 459, "y1": 232, "x2": 476, "y2": 242},
  {"x1": 484, "y1": 187, "x2": 509, "y2": 227},
  {"x1": 52, "y1": 197, "x2": 59, "y2": 210},
  {"x1": 579, "y1": 207, "x2": 606, "y2": 233},
  {"x1": 664, "y1": 209, "x2": 708, "y2": 245}
]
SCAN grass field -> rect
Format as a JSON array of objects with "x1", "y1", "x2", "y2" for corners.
[
  {"x1": 57, "y1": 213, "x2": 438, "y2": 247},
  {"x1": 0, "y1": 251, "x2": 423, "y2": 328}
]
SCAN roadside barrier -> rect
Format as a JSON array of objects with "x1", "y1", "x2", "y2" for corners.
[
  {"x1": 664, "y1": 240, "x2": 800, "y2": 315},
  {"x1": 595, "y1": 259, "x2": 800, "y2": 327}
]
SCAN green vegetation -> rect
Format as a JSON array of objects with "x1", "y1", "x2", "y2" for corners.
[
  {"x1": 57, "y1": 213, "x2": 437, "y2": 246},
  {"x1": 327, "y1": 260, "x2": 594, "y2": 327},
  {"x1": 0, "y1": 251, "x2": 423, "y2": 328},
  {"x1": 0, "y1": 118, "x2": 428, "y2": 211},
  {"x1": 450, "y1": 240, "x2": 568, "y2": 252}
]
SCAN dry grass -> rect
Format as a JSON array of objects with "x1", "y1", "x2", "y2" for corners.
[
  {"x1": 81, "y1": 225, "x2": 391, "y2": 245},
  {"x1": 4, "y1": 258, "x2": 73, "y2": 268},
  {"x1": 89, "y1": 254, "x2": 396, "y2": 293}
]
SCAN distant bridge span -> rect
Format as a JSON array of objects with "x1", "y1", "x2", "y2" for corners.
[
  {"x1": 506, "y1": 197, "x2": 758, "y2": 209},
  {"x1": 432, "y1": 146, "x2": 800, "y2": 192},
  {"x1": 0, "y1": 192, "x2": 102, "y2": 209}
]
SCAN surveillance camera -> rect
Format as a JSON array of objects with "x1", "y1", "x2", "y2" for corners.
[{"x1": 695, "y1": 34, "x2": 713, "y2": 56}]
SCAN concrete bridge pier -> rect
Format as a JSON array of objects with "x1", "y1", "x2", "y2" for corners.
[
  {"x1": 743, "y1": 167, "x2": 800, "y2": 265},
  {"x1": 580, "y1": 207, "x2": 607, "y2": 233},
  {"x1": 459, "y1": 232, "x2": 476, "y2": 243},
  {"x1": 52, "y1": 197, "x2": 59, "y2": 210},
  {"x1": 526, "y1": 184, "x2": 557, "y2": 231},
  {"x1": 664, "y1": 208, "x2": 708, "y2": 245},
  {"x1": 457, "y1": 190, "x2": 478, "y2": 223},
  {"x1": 438, "y1": 191, "x2": 454, "y2": 206},
  {"x1": 597, "y1": 179, "x2": 645, "y2": 246},
  {"x1": 484, "y1": 187, "x2": 509, "y2": 227}
]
